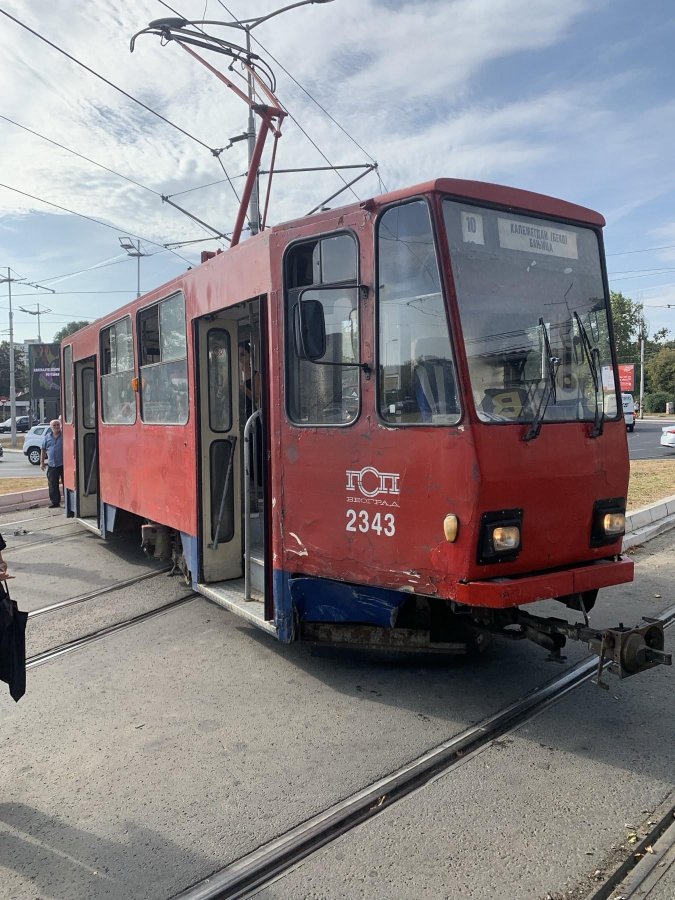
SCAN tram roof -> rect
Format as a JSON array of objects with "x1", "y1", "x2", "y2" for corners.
[{"x1": 274, "y1": 178, "x2": 605, "y2": 232}]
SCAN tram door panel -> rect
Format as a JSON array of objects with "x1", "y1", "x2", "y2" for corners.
[
  {"x1": 74, "y1": 359, "x2": 99, "y2": 519},
  {"x1": 197, "y1": 318, "x2": 242, "y2": 582}
]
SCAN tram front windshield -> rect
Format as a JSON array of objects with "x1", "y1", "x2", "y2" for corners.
[{"x1": 442, "y1": 200, "x2": 619, "y2": 425}]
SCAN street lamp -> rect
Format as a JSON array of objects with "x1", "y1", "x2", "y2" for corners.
[
  {"x1": 119, "y1": 237, "x2": 148, "y2": 299},
  {"x1": 18, "y1": 303, "x2": 52, "y2": 342}
]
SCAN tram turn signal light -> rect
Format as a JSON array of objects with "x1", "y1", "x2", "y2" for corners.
[{"x1": 443, "y1": 514, "x2": 459, "y2": 542}]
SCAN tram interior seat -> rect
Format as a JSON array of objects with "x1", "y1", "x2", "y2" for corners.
[{"x1": 413, "y1": 337, "x2": 459, "y2": 422}]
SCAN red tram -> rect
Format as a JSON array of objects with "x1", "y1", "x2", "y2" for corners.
[{"x1": 62, "y1": 177, "x2": 671, "y2": 681}]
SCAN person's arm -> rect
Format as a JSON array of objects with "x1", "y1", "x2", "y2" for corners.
[
  {"x1": 40, "y1": 432, "x2": 48, "y2": 470},
  {"x1": 0, "y1": 532, "x2": 10, "y2": 580}
]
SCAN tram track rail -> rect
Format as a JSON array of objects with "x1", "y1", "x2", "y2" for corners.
[
  {"x1": 26, "y1": 593, "x2": 198, "y2": 670},
  {"x1": 584, "y1": 798, "x2": 675, "y2": 900},
  {"x1": 27, "y1": 566, "x2": 172, "y2": 619},
  {"x1": 171, "y1": 604, "x2": 675, "y2": 900}
]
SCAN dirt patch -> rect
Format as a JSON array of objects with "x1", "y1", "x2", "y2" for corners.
[
  {"x1": 628, "y1": 459, "x2": 675, "y2": 509},
  {"x1": 0, "y1": 476, "x2": 46, "y2": 495}
]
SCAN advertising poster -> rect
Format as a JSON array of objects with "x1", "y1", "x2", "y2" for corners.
[{"x1": 29, "y1": 343, "x2": 61, "y2": 400}]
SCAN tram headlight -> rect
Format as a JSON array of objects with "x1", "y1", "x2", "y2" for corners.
[
  {"x1": 492, "y1": 526, "x2": 520, "y2": 551},
  {"x1": 478, "y1": 509, "x2": 523, "y2": 565},
  {"x1": 591, "y1": 498, "x2": 626, "y2": 547}
]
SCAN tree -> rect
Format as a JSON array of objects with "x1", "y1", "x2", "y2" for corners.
[
  {"x1": 610, "y1": 291, "x2": 645, "y2": 365},
  {"x1": 0, "y1": 342, "x2": 28, "y2": 397},
  {"x1": 645, "y1": 346, "x2": 675, "y2": 396},
  {"x1": 53, "y1": 321, "x2": 90, "y2": 343}
]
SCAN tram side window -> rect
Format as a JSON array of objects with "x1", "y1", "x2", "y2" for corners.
[
  {"x1": 139, "y1": 292, "x2": 189, "y2": 425},
  {"x1": 377, "y1": 200, "x2": 460, "y2": 425},
  {"x1": 285, "y1": 233, "x2": 360, "y2": 426},
  {"x1": 63, "y1": 344, "x2": 73, "y2": 423},
  {"x1": 101, "y1": 317, "x2": 136, "y2": 424}
]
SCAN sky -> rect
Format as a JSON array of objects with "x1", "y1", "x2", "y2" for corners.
[{"x1": 1, "y1": 0, "x2": 675, "y2": 347}]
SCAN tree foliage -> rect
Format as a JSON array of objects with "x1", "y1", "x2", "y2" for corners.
[
  {"x1": 610, "y1": 291, "x2": 645, "y2": 364},
  {"x1": 645, "y1": 346, "x2": 675, "y2": 396},
  {"x1": 53, "y1": 321, "x2": 90, "y2": 343},
  {"x1": 0, "y1": 341, "x2": 28, "y2": 397}
]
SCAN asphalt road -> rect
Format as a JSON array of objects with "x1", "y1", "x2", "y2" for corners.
[
  {"x1": 0, "y1": 512, "x2": 673, "y2": 900},
  {"x1": 628, "y1": 416, "x2": 675, "y2": 460},
  {"x1": 0, "y1": 447, "x2": 44, "y2": 479}
]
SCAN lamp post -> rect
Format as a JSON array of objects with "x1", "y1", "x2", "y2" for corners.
[
  {"x1": 119, "y1": 237, "x2": 148, "y2": 298},
  {"x1": 0, "y1": 269, "x2": 18, "y2": 447},
  {"x1": 202, "y1": 0, "x2": 336, "y2": 236},
  {"x1": 18, "y1": 302, "x2": 52, "y2": 342}
]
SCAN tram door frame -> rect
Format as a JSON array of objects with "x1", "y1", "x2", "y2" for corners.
[
  {"x1": 73, "y1": 356, "x2": 99, "y2": 521},
  {"x1": 196, "y1": 314, "x2": 243, "y2": 582}
]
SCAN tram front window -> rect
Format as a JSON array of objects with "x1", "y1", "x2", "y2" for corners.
[{"x1": 442, "y1": 200, "x2": 619, "y2": 426}]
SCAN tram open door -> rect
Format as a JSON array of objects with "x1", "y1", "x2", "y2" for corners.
[
  {"x1": 194, "y1": 301, "x2": 274, "y2": 635},
  {"x1": 73, "y1": 357, "x2": 100, "y2": 534}
]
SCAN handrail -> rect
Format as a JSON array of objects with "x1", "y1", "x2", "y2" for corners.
[{"x1": 243, "y1": 409, "x2": 262, "y2": 599}]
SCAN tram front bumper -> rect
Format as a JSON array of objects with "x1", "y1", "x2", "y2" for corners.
[{"x1": 454, "y1": 555, "x2": 634, "y2": 609}]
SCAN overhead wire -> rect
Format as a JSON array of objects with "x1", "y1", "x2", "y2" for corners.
[
  {"x1": 207, "y1": 0, "x2": 362, "y2": 204},
  {"x1": 0, "y1": 15, "x2": 237, "y2": 246},
  {"x1": 214, "y1": 0, "x2": 385, "y2": 191},
  {"x1": 0, "y1": 113, "x2": 163, "y2": 199},
  {"x1": 155, "y1": 0, "x2": 251, "y2": 221},
  {"x1": 0, "y1": 8, "x2": 216, "y2": 154},
  {"x1": 0, "y1": 180, "x2": 193, "y2": 267}
]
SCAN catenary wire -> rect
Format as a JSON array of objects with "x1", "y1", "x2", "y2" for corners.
[
  {"x1": 154, "y1": 0, "x2": 251, "y2": 220},
  {"x1": 0, "y1": 115, "x2": 225, "y2": 243},
  {"x1": 0, "y1": 181, "x2": 193, "y2": 267},
  {"x1": 215, "y1": 0, "x2": 385, "y2": 190},
  {"x1": 0, "y1": 8, "x2": 215, "y2": 154},
  {"x1": 0, "y1": 113, "x2": 163, "y2": 198},
  {"x1": 214, "y1": 0, "x2": 362, "y2": 203}
]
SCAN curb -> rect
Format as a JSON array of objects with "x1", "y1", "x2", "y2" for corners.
[
  {"x1": 623, "y1": 493, "x2": 675, "y2": 550},
  {"x1": 0, "y1": 487, "x2": 49, "y2": 512}
]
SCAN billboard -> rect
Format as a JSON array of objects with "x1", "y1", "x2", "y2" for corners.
[
  {"x1": 29, "y1": 343, "x2": 61, "y2": 400},
  {"x1": 618, "y1": 364, "x2": 635, "y2": 392}
]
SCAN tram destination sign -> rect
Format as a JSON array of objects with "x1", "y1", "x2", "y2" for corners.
[
  {"x1": 28, "y1": 343, "x2": 60, "y2": 400},
  {"x1": 498, "y1": 217, "x2": 579, "y2": 259}
]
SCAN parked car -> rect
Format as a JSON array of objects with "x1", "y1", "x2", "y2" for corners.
[
  {"x1": 622, "y1": 393, "x2": 635, "y2": 433},
  {"x1": 22, "y1": 424, "x2": 50, "y2": 465},
  {"x1": 661, "y1": 424, "x2": 675, "y2": 450},
  {"x1": 0, "y1": 414, "x2": 38, "y2": 433}
]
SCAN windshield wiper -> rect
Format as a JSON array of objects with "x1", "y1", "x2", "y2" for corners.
[
  {"x1": 523, "y1": 318, "x2": 560, "y2": 442},
  {"x1": 574, "y1": 312, "x2": 604, "y2": 437}
]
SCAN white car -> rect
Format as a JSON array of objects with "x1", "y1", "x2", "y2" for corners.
[
  {"x1": 22, "y1": 424, "x2": 51, "y2": 465},
  {"x1": 661, "y1": 424, "x2": 675, "y2": 449}
]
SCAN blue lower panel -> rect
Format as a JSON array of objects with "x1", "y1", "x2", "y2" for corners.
[{"x1": 289, "y1": 575, "x2": 408, "y2": 629}]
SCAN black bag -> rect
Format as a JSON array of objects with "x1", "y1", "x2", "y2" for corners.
[{"x1": 0, "y1": 581, "x2": 28, "y2": 702}]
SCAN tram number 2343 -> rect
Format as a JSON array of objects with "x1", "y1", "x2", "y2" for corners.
[{"x1": 346, "y1": 509, "x2": 396, "y2": 537}]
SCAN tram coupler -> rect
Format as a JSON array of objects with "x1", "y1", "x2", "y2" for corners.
[{"x1": 468, "y1": 607, "x2": 672, "y2": 687}]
